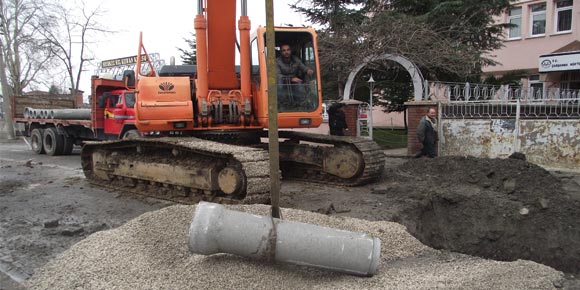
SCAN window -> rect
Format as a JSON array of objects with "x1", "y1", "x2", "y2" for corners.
[
  {"x1": 560, "y1": 71, "x2": 580, "y2": 90},
  {"x1": 109, "y1": 95, "x2": 120, "y2": 107},
  {"x1": 250, "y1": 36, "x2": 260, "y2": 78},
  {"x1": 508, "y1": 7, "x2": 522, "y2": 39},
  {"x1": 124, "y1": 93, "x2": 135, "y2": 108},
  {"x1": 555, "y1": 0, "x2": 573, "y2": 33},
  {"x1": 528, "y1": 75, "x2": 544, "y2": 100},
  {"x1": 530, "y1": 3, "x2": 546, "y2": 36},
  {"x1": 302, "y1": 42, "x2": 316, "y2": 67}
]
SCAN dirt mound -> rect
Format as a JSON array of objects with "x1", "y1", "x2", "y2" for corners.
[
  {"x1": 400, "y1": 156, "x2": 565, "y2": 201},
  {"x1": 26, "y1": 205, "x2": 565, "y2": 290},
  {"x1": 380, "y1": 156, "x2": 580, "y2": 275}
]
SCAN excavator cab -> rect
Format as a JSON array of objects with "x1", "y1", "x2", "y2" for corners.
[
  {"x1": 253, "y1": 27, "x2": 323, "y2": 129},
  {"x1": 271, "y1": 32, "x2": 318, "y2": 113}
]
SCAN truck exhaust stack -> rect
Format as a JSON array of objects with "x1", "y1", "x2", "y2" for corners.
[{"x1": 188, "y1": 202, "x2": 381, "y2": 276}]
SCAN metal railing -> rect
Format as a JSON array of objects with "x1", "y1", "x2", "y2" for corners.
[
  {"x1": 428, "y1": 81, "x2": 580, "y2": 103},
  {"x1": 441, "y1": 101, "x2": 580, "y2": 119},
  {"x1": 428, "y1": 82, "x2": 580, "y2": 119}
]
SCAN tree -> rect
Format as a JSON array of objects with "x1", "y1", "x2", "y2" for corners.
[
  {"x1": 291, "y1": 0, "x2": 367, "y2": 99},
  {"x1": 36, "y1": 1, "x2": 110, "y2": 102},
  {"x1": 48, "y1": 84, "x2": 62, "y2": 95},
  {"x1": 0, "y1": 47, "x2": 15, "y2": 138},
  {"x1": 384, "y1": 0, "x2": 512, "y2": 79},
  {"x1": 482, "y1": 70, "x2": 527, "y2": 86},
  {"x1": 291, "y1": 0, "x2": 512, "y2": 104},
  {"x1": 289, "y1": 0, "x2": 512, "y2": 133},
  {"x1": 178, "y1": 33, "x2": 197, "y2": 65},
  {"x1": 0, "y1": 0, "x2": 56, "y2": 139}
]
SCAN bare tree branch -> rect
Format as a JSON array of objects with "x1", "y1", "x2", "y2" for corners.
[
  {"x1": 35, "y1": 0, "x2": 112, "y2": 98},
  {"x1": 0, "y1": 0, "x2": 56, "y2": 95}
]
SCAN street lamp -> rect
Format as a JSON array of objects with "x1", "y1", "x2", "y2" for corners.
[{"x1": 367, "y1": 74, "x2": 375, "y2": 140}]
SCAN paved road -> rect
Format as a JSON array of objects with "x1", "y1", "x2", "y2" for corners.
[
  {"x1": 0, "y1": 139, "x2": 82, "y2": 168},
  {"x1": 0, "y1": 138, "x2": 169, "y2": 289}
]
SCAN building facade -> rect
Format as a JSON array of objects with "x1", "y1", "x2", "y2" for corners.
[{"x1": 483, "y1": 0, "x2": 580, "y2": 93}]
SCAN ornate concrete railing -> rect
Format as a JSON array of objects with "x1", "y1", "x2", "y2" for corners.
[
  {"x1": 427, "y1": 81, "x2": 580, "y2": 103},
  {"x1": 427, "y1": 82, "x2": 580, "y2": 119}
]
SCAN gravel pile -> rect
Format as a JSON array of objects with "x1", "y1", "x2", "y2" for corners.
[{"x1": 26, "y1": 204, "x2": 564, "y2": 289}]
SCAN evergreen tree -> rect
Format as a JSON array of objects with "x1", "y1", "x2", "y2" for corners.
[
  {"x1": 178, "y1": 33, "x2": 197, "y2": 65},
  {"x1": 386, "y1": 0, "x2": 511, "y2": 78},
  {"x1": 291, "y1": 0, "x2": 512, "y2": 111},
  {"x1": 48, "y1": 84, "x2": 61, "y2": 95}
]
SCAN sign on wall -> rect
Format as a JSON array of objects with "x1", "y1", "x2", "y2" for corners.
[{"x1": 539, "y1": 52, "x2": 580, "y2": 73}]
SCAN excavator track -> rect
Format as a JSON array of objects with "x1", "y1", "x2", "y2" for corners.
[
  {"x1": 276, "y1": 131, "x2": 385, "y2": 186},
  {"x1": 81, "y1": 137, "x2": 271, "y2": 205}
]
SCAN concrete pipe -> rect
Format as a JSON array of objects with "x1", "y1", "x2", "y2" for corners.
[
  {"x1": 51, "y1": 109, "x2": 91, "y2": 120},
  {"x1": 47, "y1": 110, "x2": 54, "y2": 119},
  {"x1": 23, "y1": 107, "x2": 32, "y2": 118},
  {"x1": 39, "y1": 110, "x2": 46, "y2": 119},
  {"x1": 188, "y1": 202, "x2": 381, "y2": 276},
  {"x1": 32, "y1": 109, "x2": 39, "y2": 119}
]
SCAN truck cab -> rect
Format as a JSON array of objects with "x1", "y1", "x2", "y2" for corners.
[
  {"x1": 92, "y1": 76, "x2": 138, "y2": 140},
  {"x1": 101, "y1": 90, "x2": 136, "y2": 136}
]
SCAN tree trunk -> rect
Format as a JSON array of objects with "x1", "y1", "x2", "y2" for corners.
[{"x1": 0, "y1": 49, "x2": 15, "y2": 139}]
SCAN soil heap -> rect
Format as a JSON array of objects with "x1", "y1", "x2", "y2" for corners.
[{"x1": 379, "y1": 156, "x2": 580, "y2": 275}]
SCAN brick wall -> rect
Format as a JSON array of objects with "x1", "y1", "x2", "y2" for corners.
[
  {"x1": 343, "y1": 104, "x2": 359, "y2": 137},
  {"x1": 75, "y1": 92, "x2": 84, "y2": 108},
  {"x1": 406, "y1": 101, "x2": 437, "y2": 155}
]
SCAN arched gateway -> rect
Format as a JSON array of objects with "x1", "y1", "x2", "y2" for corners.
[{"x1": 342, "y1": 54, "x2": 426, "y2": 101}]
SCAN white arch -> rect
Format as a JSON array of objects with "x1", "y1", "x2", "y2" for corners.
[{"x1": 342, "y1": 54, "x2": 426, "y2": 101}]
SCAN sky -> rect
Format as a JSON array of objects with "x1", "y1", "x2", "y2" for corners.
[{"x1": 77, "y1": 0, "x2": 308, "y2": 96}]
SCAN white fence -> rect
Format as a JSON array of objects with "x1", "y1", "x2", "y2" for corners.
[
  {"x1": 425, "y1": 82, "x2": 580, "y2": 170},
  {"x1": 428, "y1": 82, "x2": 580, "y2": 119}
]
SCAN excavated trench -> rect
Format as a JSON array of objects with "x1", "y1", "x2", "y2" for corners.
[{"x1": 381, "y1": 156, "x2": 580, "y2": 275}]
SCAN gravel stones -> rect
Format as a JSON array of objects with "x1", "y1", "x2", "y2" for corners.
[{"x1": 26, "y1": 204, "x2": 564, "y2": 290}]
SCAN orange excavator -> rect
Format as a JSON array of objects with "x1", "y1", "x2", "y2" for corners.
[{"x1": 81, "y1": 0, "x2": 385, "y2": 204}]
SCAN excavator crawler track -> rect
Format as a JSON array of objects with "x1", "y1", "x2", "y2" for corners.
[
  {"x1": 81, "y1": 137, "x2": 271, "y2": 205},
  {"x1": 276, "y1": 131, "x2": 385, "y2": 186}
]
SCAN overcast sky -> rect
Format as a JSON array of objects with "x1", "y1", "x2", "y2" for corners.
[{"x1": 77, "y1": 0, "x2": 307, "y2": 95}]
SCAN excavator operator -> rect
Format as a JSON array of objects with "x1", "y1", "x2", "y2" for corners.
[{"x1": 276, "y1": 44, "x2": 314, "y2": 108}]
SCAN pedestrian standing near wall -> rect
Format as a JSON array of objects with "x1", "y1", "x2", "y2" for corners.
[
  {"x1": 415, "y1": 108, "x2": 438, "y2": 158},
  {"x1": 328, "y1": 103, "x2": 348, "y2": 136}
]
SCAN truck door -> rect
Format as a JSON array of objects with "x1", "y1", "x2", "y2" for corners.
[
  {"x1": 123, "y1": 92, "x2": 136, "y2": 121},
  {"x1": 103, "y1": 94, "x2": 124, "y2": 135}
]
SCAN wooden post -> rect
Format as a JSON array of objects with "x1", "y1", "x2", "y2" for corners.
[{"x1": 265, "y1": 0, "x2": 281, "y2": 219}]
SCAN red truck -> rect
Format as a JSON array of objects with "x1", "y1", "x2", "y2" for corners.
[{"x1": 12, "y1": 76, "x2": 138, "y2": 156}]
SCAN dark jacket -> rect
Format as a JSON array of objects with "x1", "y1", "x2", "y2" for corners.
[
  {"x1": 416, "y1": 115, "x2": 438, "y2": 145},
  {"x1": 329, "y1": 107, "x2": 348, "y2": 136},
  {"x1": 276, "y1": 55, "x2": 309, "y2": 83}
]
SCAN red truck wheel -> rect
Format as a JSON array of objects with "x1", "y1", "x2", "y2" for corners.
[
  {"x1": 31, "y1": 128, "x2": 45, "y2": 154},
  {"x1": 43, "y1": 127, "x2": 65, "y2": 156}
]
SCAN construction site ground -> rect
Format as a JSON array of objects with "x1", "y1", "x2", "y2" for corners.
[{"x1": 1, "y1": 138, "x2": 580, "y2": 289}]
